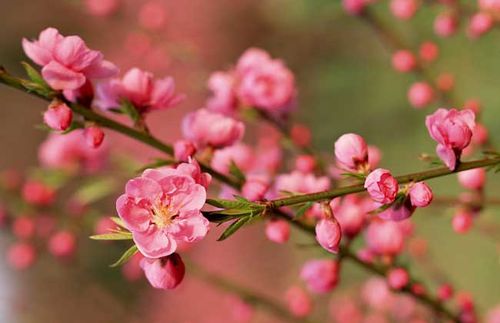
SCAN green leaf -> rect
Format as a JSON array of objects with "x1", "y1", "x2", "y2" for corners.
[
  {"x1": 90, "y1": 231, "x2": 133, "y2": 240},
  {"x1": 341, "y1": 172, "x2": 366, "y2": 180},
  {"x1": 110, "y1": 244, "x2": 138, "y2": 267},
  {"x1": 217, "y1": 215, "x2": 253, "y2": 241},
  {"x1": 202, "y1": 211, "x2": 244, "y2": 223},
  {"x1": 120, "y1": 99, "x2": 141, "y2": 124},
  {"x1": 229, "y1": 160, "x2": 246, "y2": 182},
  {"x1": 21, "y1": 62, "x2": 48, "y2": 87},
  {"x1": 206, "y1": 198, "x2": 258, "y2": 210},
  {"x1": 294, "y1": 202, "x2": 314, "y2": 219},
  {"x1": 110, "y1": 217, "x2": 127, "y2": 229}
]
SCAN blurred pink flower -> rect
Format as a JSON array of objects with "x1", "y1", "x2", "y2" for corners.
[
  {"x1": 300, "y1": 259, "x2": 339, "y2": 294},
  {"x1": 365, "y1": 220, "x2": 405, "y2": 256},
  {"x1": 206, "y1": 71, "x2": 238, "y2": 115},
  {"x1": 7, "y1": 242, "x2": 37, "y2": 270},
  {"x1": 285, "y1": 286, "x2": 312, "y2": 317}
]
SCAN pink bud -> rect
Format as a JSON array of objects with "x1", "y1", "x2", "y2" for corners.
[
  {"x1": 140, "y1": 253, "x2": 185, "y2": 289},
  {"x1": 291, "y1": 123, "x2": 312, "y2": 148},
  {"x1": 48, "y1": 230, "x2": 77, "y2": 258},
  {"x1": 411, "y1": 283, "x2": 426, "y2": 296},
  {"x1": 174, "y1": 140, "x2": 196, "y2": 162},
  {"x1": 408, "y1": 82, "x2": 435, "y2": 108},
  {"x1": 12, "y1": 217, "x2": 36, "y2": 239},
  {"x1": 472, "y1": 123, "x2": 489, "y2": 145},
  {"x1": 452, "y1": 210, "x2": 473, "y2": 234},
  {"x1": 364, "y1": 168, "x2": 399, "y2": 204},
  {"x1": 390, "y1": 0, "x2": 419, "y2": 20},
  {"x1": 295, "y1": 155, "x2": 316, "y2": 173},
  {"x1": 44, "y1": 102, "x2": 72, "y2": 131},
  {"x1": 84, "y1": 126, "x2": 105, "y2": 148},
  {"x1": 315, "y1": 218, "x2": 342, "y2": 254},
  {"x1": 409, "y1": 182, "x2": 433, "y2": 207},
  {"x1": 365, "y1": 220, "x2": 405, "y2": 256},
  {"x1": 419, "y1": 41, "x2": 439, "y2": 63},
  {"x1": 241, "y1": 176, "x2": 269, "y2": 201},
  {"x1": 7, "y1": 242, "x2": 36, "y2": 270},
  {"x1": 437, "y1": 284, "x2": 454, "y2": 301},
  {"x1": 22, "y1": 180, "x2": 55, "y2": 206},
  {"x1": 458, "y1": 168, "x2": 486, "y2": 190},
  {"x1": 434, "y1": 13, "x2": 459, "y2": 37},
  {"x1": 378, "y1": 199, "x2": 415, "y2": 221},
  {"x1": 392, "y1": 50, "x2": 417, "y2": 73},
  {"x1": 335, "y1": 198, "x2": 366, "y2": 238},
  {"x1": 468, "y1": 13, "x2": 494, "y2": 38},
  {"x1": 463, "y1": 99, "x2": 481, "y2": 114},
  {"x1": 436, "y1": 73, "x2": 455, "y2": 92},
  {"x1": 457, "y1": 292, "x2": 475, "y2": 311},
  {"x1": 334, "y1": 133, "x2": 369, "y2": 171},
  {"x1": 138, "y1": 1, "x2": 167, "y2": 30},
  {"x1": 84, "y1": 0, "x2": 120, "y2": 17},
  {"x1": 300, "y1": 259, "x2": 339, "y2": 294},
  {"x1": 285, "y1": 286, "x2": 312, "y2": 318},
  {"x1": 387, "y1": 268, "x2": 409, "y2": 289},
  {"x1": 342, "y1": 0, "x2": 367, "y2": 15},
  {"x1": 265, "y1": 218, "x2": 290, "y2": 244}
]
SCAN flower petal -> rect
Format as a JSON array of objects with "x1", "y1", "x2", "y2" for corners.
[
  {"x1": 436, "y1": 144, "x2": 457, "y2": 170},
  {"x1": 42, "y1": 61, "x2": 86, "y2": 90},
  {"x1": 170, "y1": 210, "x2": 209, "y2": 243},
  {"x1": 116, "y1": 195, "x2": 151, "y2": 232},
  {"x1": 133, "y1": 227, "x2": 176, "y2": 258},
  {"x1": 125, "y1": 177, "x2": 162, "y2": 201}
]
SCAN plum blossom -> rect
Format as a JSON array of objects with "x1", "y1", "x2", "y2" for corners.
[
  {"x1": 334, "y1": 133, "x2": 369, "y2": 171},
  {"x1": 116, "y1": 163, "x2": 209, "y2": 258},
  {"x1": 364, "y1": 168, "x2": 399, "y2": 204},
  {"x1": 300, "y1": 259, "x2": 339, "y2": 294},
  {"x1": 22, "y1": 27, "x2": 118, "y2": 91},
  {"x1": 140, "y1": 253, "x2": 185, "y2": 289}
]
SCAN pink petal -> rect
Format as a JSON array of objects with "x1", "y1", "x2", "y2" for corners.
[
  {"x1": 42, "y1": 61, "x2": 86, "y2": 90},
  {"x1": 159, "y1": 177, "x2": 206, "y2": 212},
  {"x1": 133, "y1": 227, "x2": 176, "y2": 258},
  {"x1": 125, "y1": 177, "x2": 162, "y2": 201},
  {"x1": 54, "y1": 36, "x2": 100, "y2": 70},
  {"x1": 436, "y1": 144, "x2": 457, "y2": 170},
  {"x1": 22, "y1": 39, "x2": 53, "y2": 66},
  {"x1": 116, "y1": 195, "x2": 151, "y2": 232},
  {"x1": 84, "y1": 59, "x2": 119, "y2": 79},
  {"x1": 170, "y1": 210, "x2": 209, "y2": 243}
]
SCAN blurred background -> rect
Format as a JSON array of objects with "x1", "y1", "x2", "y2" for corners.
[{"x1": 0, "y1": 0, "x2": 499, "y2": 322}]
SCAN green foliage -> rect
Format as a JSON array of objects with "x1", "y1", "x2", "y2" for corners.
[{"x1": 110, "y1": 244, "x2": 138, "y2": 267}]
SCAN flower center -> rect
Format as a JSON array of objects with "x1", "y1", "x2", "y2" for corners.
[{"x1": 151, "y1": 203, "x2": 177, "y2": 229}]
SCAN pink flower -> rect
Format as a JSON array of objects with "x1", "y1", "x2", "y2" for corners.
[
  {"x1": 138, "y1": 1, "x2": 167, "y2": 30},
  {"x1": 315, "y1": 218, "x2": 342, "y2": 254},
  {"x1": 329, "y1": 297, "x2": 363, "y2": 323},
  {"x1": 437, "y1": 284, "x2": 454, "y2": 301},
  {"x1": 452, "y1": 210, "x2": 473, "y2": 234},
  {"x1": 334, "y1": 196, "x2": 366, "y2": 238},
  {"x1": 236, "y1": 48, "x2": 296, "y2": 112},
  {"x1": 13, "y1": 217, "x2": 36, "y2": 239},
  {"x1": 275, "y1": 171, "x2": 330, "y2": 194},
  {"x1": 140, "y1": 253, "x2": 185, "y2": 289},
  {"x1": 434, "y1": 13, "x2": 458, "y2": 37},
  {"x1": 419, "y1": 41, "x2": 439, "y2": 63},
  {"x1": 241, "y1": 175, "x2": 269, "y2": 201},
  {"x1": 486, "y1": 305, "x2": 500, "y2": 323},
  {"x1": 294, "y1": 155, "x2": 316, "y2": 173},
  {"x1": 39, "y1": 130, "x2": 108, "y2": 173},
  {"x1": 408, "y1": 82, "x2": 435, "y2": 108},
  {"x1": 83, "y1": 126, "x2": 105, "y2": 148},
  {"x1": 365, "y1": 220, "x2": 405, "y2": 256},
  {"x1": 7, "y1": 242, "x2": 37, "y2": 270},
  {"x1": 364, "y1": 168, "x2": 398, "y2": 204},
  {"x1": 468, "y1": 13, "x2": 494, "y2": 38},
  {"x1": 387, "y1": 268, "x2": 409, "y2": 290},
  {"x1": 458, "y1": 168, "x2": 486, "y2": 190},
  {"x1": 390, "y1": 0, "x2": 419, "y2": 20},
  {"x1": 48, "y1": 230, "x2": 77, "y2": 258},
  {"x1": 334, "y1": 133, "x2": 369, "y2": 171},
  {"x1": 285, "y1": 286, "x2": 312, "y2": 318},
  {"x1": 342, "y1": 0, "x2": 367, "y2": 15},
  {"x1": 22, "y1": 180, "x2": 55, "y2": 206},
  {"x1": 84, "y1": 0, "x2": 120, "y2": 17},
  {"x1": 265, "y1": 218, "x2": 290, "y2": 244},
  {"x1": 206, "y1": 71, "x2": 238, "y2": 115},
  {"x1": 182, "y1": 109, "x2": 244, "y2": 149},
  {"x1": 44, "y1": 102, "x2": 72, "y2": 131},
  {"x1": 425, "y1": 108, "x2": 476, "y2": 170},
  {"x1": 378, "y1": 198, "x2": 415, "y2": 221},
  {"x1": 300, "y1": 259, "x2": 339, "y2": 294},
  {"x1": 95, "y1": 67, "x2": 185, "y2": 114},
  {"x1": 392, "y1": 50, "x2": 417, "y2": 73},
  {"x1": 22, "y1": 27, "x2": 118, "y2": 91},
  {"x1": 116, "y1": 163, "x2": 209, "y2": 258},
  {"x1": 173, "y1": 140, "x2": 196, "y2": 162},
  {"x1": 290, "y1": 123, "x2": 312, "y2": 148},
  {"x1": 409, "y1": 182, "x2": 433, "y2": 207},
  {"x1": 211, "y1": 143, "x2": 253, "y2": 175},
  {"x1": 361, "y1": 278, "x2": 394, "y2": 311}
]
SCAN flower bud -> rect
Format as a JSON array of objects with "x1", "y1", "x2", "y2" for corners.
[
  {"x1": 22, "y1": 180, "x2": 55, "y2": 206},
  {"x1": 241, "y1": 176, "x2": 269, "y2": 201},
  {"x1": 342, "y1": 0, "x2": 367, "y2": 15},
  {"x1": 364, "y1": 168, "x2": 398, "y2": 204},
  {"x1": 265, "y1": 218, "x2": 290, "y2": 244},
  {"x1": 390, "y1": 0, "x2": 419, "y2": 20},
  {"x1": 365, "y1": 220, "x2": 405, "y2": 256},
  {"x1": 387, "y1": 268, "x2": 409, "y2": 290},
  {"x1": 290, "y1": 123, "x2": 311, "y2": 148},
  {"x1": 300, "y1": 259, "x2": 339, "y2": 294},
  {"x1": 315, "y1": 218, "x2": 342, "y2": 254},
  {"x1": 408, "y1": 82, "x2": 435, "y2": 108},
  {"x1": 7, "y1": 242, "x2": 36, "y2": 270},
  {"x1": 84, "y1": 125, "x2": 105, "y2": 148},
  {"x1": 437, "y1": 283, "x2": 454, "y2": 301},
  {"x1": 367, "y1": 145, "x2": 382, "y2": 170},
  {"x1": 436, "y1": 73, "x2": 455, "y2": 92},
  {"x1": 458, "y1": 168, "x2": 486, "y2": 190},
  {"x1": 419, "y1": 41, "x2": 439, "y2": 63},
  {"x1": 140, "y1": 253, "x2": 185, "y2": 289},
  {"x1": 174, "y1": 140, "x2": 196, "y2": 162},
  {"x1": 285, "y1": 286, "x2": 312, "y2": 318},
  {"x1": 295, "y1": 155, "x2": 316, "y2": 173},
  {"x1": 409, "y1": 182, "x2": 433, "y2": 207},
  {"x1": 378, "y1": 198, "x2": 415, "y2": 221},
  {"x1": 227, "y1": 296, "x2": 254, "y2": 323},
  {"x1": 334, "y1": 133, "x2": 369, "y2": 171},
  {"x1": 48, "y1": 230, "x2": 77, "y2": 258},
  {"x1": 468, "y1": 13, "x2": 493, "y2": 39},
  {"x1": 452, "y1": 210, "x2": 473, "y2": 234},
  {"x1": 434, "y1": 13, "x2": 458, "y2": 37},
  {"x1": 44, "y1": 102, "x2": 72, "y2": 131},
  {"x1": 84, "y1": 0, "x2": 119, "y2": 17},
  {"x1": 392, "y1": 50, "x2": 417, "y2": 73},
  {"x1": 12, "y1": 217, "x2": 36, "y2": 239}
]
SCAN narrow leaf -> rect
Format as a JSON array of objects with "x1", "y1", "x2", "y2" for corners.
[
  {"x1": 110, "y1": 217, "x2": 127, "y2": 229},
  {"x1": 229, "y1": 160, "x2": 246, "y2": 182},
  {"x1": 110, "y1": 244, "x2": 138, "y2": 267},
  {"x1": 90, "y1": 231, "x2": 133, "y2": 240},
  {"x1": 21, "y1": 62, "x2": 48, "y2": 87},
  {"x1": 120, "y1": 99, "x2": 140, "y2": 123},
  {"x1": 217, "y1": 216, "x2": 252, "y2": 241}
]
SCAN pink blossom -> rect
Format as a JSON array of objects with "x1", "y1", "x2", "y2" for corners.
[
  {"x1": 173, "y1": 140, "x2": 196, "y2": 162},
  {"x1": 425, "y1": 108, "x2": 476, "y2": 170},
  {"x1": 44, "y1": 102, "x2": 72, "y2": 131},
  {"x1": 390, "y1": 0, "x2": 419, "y2": 20},
  {"x1": 334, "y1": 133, "x2": 369, "y2": 171},
  {"x1": 452, "y1": 210, "x2": 473, "y2": 234},
  {"x1": 419, "y1": 41, "x2": 439, "y2": 62},
  {"x1": 463, "y1": 99, "x2": 482, "y2": 114},
  {"x1": 458, "y1": 168, "x2": 486, "y2": 190},
  {"x1": 472, "y1": 123, "x2": 489, "y2": 145},
  {"x1": 361, "y1": 278, "x2": 393, "y2": 311},
  {"x1": 364, "y1": 168, "x2": 398, "y2": 204},
  {"x1": 392, "y1": 50, "x2": 417, "y2": 73},
  {"x1": 241, "y1": 175, "x2": 269, "y2": 201},
  {"x1": 285, "y1": 286, "x2": 312, "y2": 318},
  {"x1": 22, "y1": 27, "x2": 118, "y2": 91},
  {"x1": 84, "y1": 0, "x2": 120, "y2": 17},
  {"x1": 378, "y1": 198, "x2": 415, "y2": 221},
  {"x1": 140, "y1": 253, "x2": 185, "y2": 289},
  {"x1": 12, "y1": 217, "x2": 36, "y2": 239},
  {"x1": 335, "y1": 196, "x2": 366, "y2": 238},
  {"x1": 175, "y1": 160, "x2": 212, "y2": 189},
  {"x1": 211, "y1": 143, "x2": 253, "y2": 175},
  {"x1": 83, "y1": 126, "x2": 105, "y2": 148},
  {"x1": 182, "y1": 109, "x2": 244, "y2": 149},
  {"x1": 437, "y1": 284, "x2": 454, "y2": 301},
  {"x1": 365, "y1": 220, "x2": 405, "y2": 256},
  {"x1": 275, "y1": 171, "x2": 330, "y2": 194},
  {"x1": 138, "y1": 1, "x2": 167, "y2": 30},
  {"x1": 116, "y1": 163, "x2": 209, "y2": 258},
  {"x1": 294, "y1": 155, "x2": 316, "y2": 173},
  {"x1": 290, "y1": 123, "x2": 312, "y2": 148},
  {"x1": 7, "y1": 242, "x2": 36, "y2": 270},
  {"x1": 329, "y1": 297, "x2": 363, "y2": 323},
  {"x1": 479, "y1": 0, "x2": 500, "y2": 15},
  {"x1": 342, "y1": 0, "x2": 367, "y2": 15},
  {"x1": 486, "y1": 305, "x2": 500, "y2": 323},
  {"x1": 39, "y1": 130, "x2": 108, "y2": 173},
  {"x1": 48, "y1": 230, "x2": 77, "y2": 258},
  {"x1": 95, "y1": 67, "x2": 185, "y2": 114},
  {"x1": 436, "y1": 73, "x2": 455, "y2": 92},
  {"x1": 468, "y1": 13, "x2": 494, "y2": 38},
  {"x1": 206, "y1": 71, "x2": 238, "y2": 115},
  {"x1": 265, "y1": 218, "x2": 290, "y2": 244},
  {"x1": 22, "y1": 180, "x2": 55, "y2": 206},
  {"x1": 434, "y1": 13, "x2": 459, "y2": 37},
  {"x1": 300, "y1": 259, "x2": 339, "y2": 294},
  {"x1": 315, "y1": 218, "x2": 342, "y2": 254},
  {"x1": 235, "y1": 48, "x2": 296, "y2": 112},
  {"x1": 387, "y1": 268, "x2": 409, "y2": 290},
  {"x1": 408, "y1": 82, "x2": 435, "y2": 108},
  {"x1": 409, "y1": 182, "x2": 433, "y2": 207}
]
